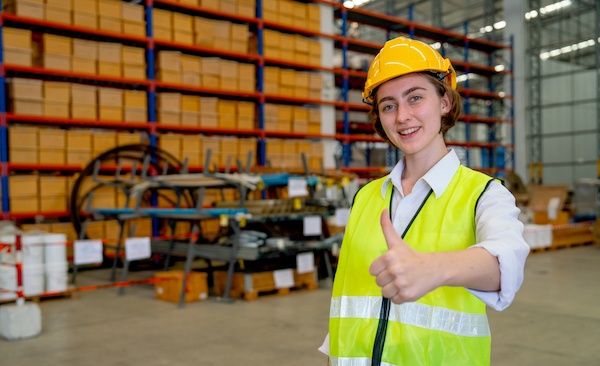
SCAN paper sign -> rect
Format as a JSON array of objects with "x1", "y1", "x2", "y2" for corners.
[
  {"x1": 74, "y1": 239, "x2": 103, "y2": 265},
  {"x1": 334, "y1": 208, "x2": 350, "y2": 227},
  {"x1": 547, "y1": 197, "x2": 561, "y2": 220},
  {"x1": 125, "y1": 237, "x2": 151, "y2": 261},
  {"x1": 273, "y1": 268, "x2": 295, "y2": 289},
  {"x1": 296, "y1": 252, "x2": 315, "y2": 274},
  {"x1": 288, "y1": 177, "x2": 309, "y2": 198},
  {"x1": 303, "y1": 215, "x2": 322, "y2": 236}
]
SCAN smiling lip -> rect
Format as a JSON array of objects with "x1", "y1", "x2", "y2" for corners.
[{"x1": 399, "y1": 127, "x2": 420, "y2": 136}]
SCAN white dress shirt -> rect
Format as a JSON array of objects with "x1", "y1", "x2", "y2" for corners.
[{"x1": 318, "y1": 149, "x2": 530, "y2": 355}]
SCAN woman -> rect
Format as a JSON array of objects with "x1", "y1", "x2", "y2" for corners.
[{"x1": 322, "y1": 36, "x2": 529, "y2": 365}]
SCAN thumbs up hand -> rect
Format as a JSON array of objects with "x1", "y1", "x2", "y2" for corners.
[{"x1": 369, "y1": 209, "x2": 442, "y2": 304}]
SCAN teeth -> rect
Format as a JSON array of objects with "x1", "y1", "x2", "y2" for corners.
[{"x1": 400, "y1": 127, "x2": 419, "y2": 135}]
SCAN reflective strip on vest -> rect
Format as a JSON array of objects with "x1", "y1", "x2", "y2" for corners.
[
  {"x1": 331, "y1": 296, "x2": 490, "y2": 337},
  {"x1": 330, "y1": 357, "x2": 395, "y2": 366}
]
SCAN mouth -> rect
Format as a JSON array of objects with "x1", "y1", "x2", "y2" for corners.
[{"x1": 398, "y1": 127, "x2": 420, "y2": 136}]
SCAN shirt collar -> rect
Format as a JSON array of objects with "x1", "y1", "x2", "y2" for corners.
[{"x1": 381, "y1": 149, "x2": 461, "y2": 199}]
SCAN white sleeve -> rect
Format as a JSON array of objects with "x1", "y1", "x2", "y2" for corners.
[
  {"x1": 468, "y1": 180, "x2": 530, "y2": 311},
  {"x1": 318, "y1": 333, "x2": 330, "y2": 355}
]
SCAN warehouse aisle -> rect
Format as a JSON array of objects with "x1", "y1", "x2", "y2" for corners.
[{"x1": 1, "y1": 245, "x2": 599, "y2": 365}]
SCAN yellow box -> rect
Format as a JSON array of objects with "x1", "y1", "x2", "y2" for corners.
[
  {"x1": 66, "y1": 149, "x2": 92, "y2": 165},
  {"x1": 72, "y1": 38, "x2": 97, "y2": 60},
  {"x1": 122, "y1": 20, "x2": 145, "y2": 37},
  {"x1": 172, "y1": 12, "x2": 192, "y2": 32},
  {"x1": 158, "y1": 110, "x2": 180, "y2": 125},
  {"x1": 98, "y1": 88, "x2": 123, "y2": 107},
  {"x1": 117, "y1": 132, "x2": 143, "y2": 146},
  {"x1": 71, "y1": 103, "x2": 97, "y2": 119},
  {"x1": 121, "y1": 2, "x2": 144, "y2": 22},
  {"x1": 157, "y1": 69, "x2": 182, "y2": 83},
  {"x1": 237, "y1": 101, "x2": 255, "y2": 117},
  {"x1": 9, "y1": 78, "x2": 42, "y2": 99},
  {"x1": 220, "y1": 77, "x2": 237, "y2": 91},
  {"x1": 99, "y1": 16, "x2": 122, "y2": 33},
  {"x1": 199, "y1": 112, "x2": 218, "y2": 128},
  {"x1": 8, "y1": 175, "x2": 38, "y2": 197},
  {"x1": 181, "y1": 95, "x2": 200, "y2": 112},
  {"x1": 153, "y1": 26, "x2": 172, "y2": 41},
  {"x1": 43, "y1": 100, "x2": 70, "y2": 118},
  {"x1": 39, "y1": 147, "x2": 65, "y2": 165},
  {"x1": 72, "y1": 57, "x2": 97, "y2": 74},
  {"x1": 71, "y1": 84, "x2": 97, "y2": 104},
  {"x1": 3, "y1": 27, "x2": 32, "y2": 49},
  {"x1": 4, "y1": 0, "x2": 44, "y2": 19},
  {"x1": 122, "y1": 46, "x2": 145, "y2": 65},
  {"x1": 157, "y1": 51, "x2": 181, "y2": 72},
  {"x1": 173, "y1": 30, "x2": 194, "y2": 45},
  {"x1": 98, "y1": 42, "x2": 122, "y2": 63},
  {"x1": 98, "y1": 0, "x2": 120, "y2": 17},
  {"x1": 238, "y1": 78, "x2": 255, "y2": 92},
  {"x1": 181, "y1": 71, "x2": 200, "y2": 86},
  {"x1": 219, "y1": 60, "x2": 239, "y2": 79},
  {"x1": 11, "y1": 98, "x2": 43, "y2": 116},
  {"x1": 9, "y1": 196, "x2": 39, "y2": 214},
  {"x1": 99, "y1": 105, "x2": 123, "y2": 121},
  {"x1": 45, "y1": 5, "x2": 71, "y2": 24},
  {"x1": 218, "y1": 114, "x2": 236, "y2": 129},
  {"x1": 38, "y1": 128, "x2": 65, "y2": 148},
  {"x1": 153, "y1": 8, "x2": 172, "y2": 28},
  {"x1": 67, "y1": 130, "x2": 92, "y2": 150},
  {"x1": 123, "y1": 107, "x2": 147, "y2": 122},
  {"x1": 157, "y1": 93, "x2": 181, "y2": 111},
  {"x1": 237, "y1": 116, "x2": 254, "y2": 130},
  {"x1": 93, "y1": 131, "x2": 117, "y2": 152},
  {"x1": 39, "y1": 176, "x2": 67, "y2": 196},
  {"x1": 98, "y1": 61, "x2": 122, "y2": 77},
  {"x1": 46, "y1": 0, "x2": 72, "y2": 9},
  {"x1": 154, "y1": 271, "x2": 208, "y2": 303},
  {"x1": 39, "y1": 195, "x2": 67, "y2": 212},
  {"x1": 237, "y1": 3, "x2": 254, "y2": 17},
  {"x1": 181, "y1": 135, "x2": 202, "y2": 152},
  {"x1": 122, "y1": 64, "x2": 146, "y2": 80},
  {"x1": 73, "y1": 11, "x2": 98, "y2": 29},
  {"x1": 180, "y1": 54, "x2": 201, "y2": 72},
  {"x1": 73, "y1": 0, "x2": 96, "y2": 13},
  {"x1": 158, "y1": 134, "x2": 182, "y2": 156},
  {"x1": 4, "y1": 46, "x2": 33, "y2": 66},
  {"x1": 9, "y1": 126, "x2": 38, "y2": 148},
  {"x1": 9, "y1": 147, "x2": 37, "y2": 164},
  {"x1": 35, "y1": 53, "x2": 71, "y2": 71},
  {"x1": 180, "y1": 111, "x2": 199, "y2": 127},
  {"x1": 124, "y1": 90, "x2": 147, "y2": 108}
]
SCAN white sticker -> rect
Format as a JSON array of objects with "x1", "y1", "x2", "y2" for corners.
[
  {"x1": 273, "y1": 268, "x2": 294, "y2": 289},
  {"x1": 303, "y1": 215, "x2": 322, "y2": 236},
  {"x1": 296, "y1": 252, "x2": 315, "y2": 274},
  {"x1": 125, "y1": 237, "x2": 151, "y2": 261},
  {"x1": 74, "y1": 239, "x2": 104, "y2": 265},
  {"x1": 287, "y1": 177, "x2": 309, "y2": 198},
  {"x1": 334, "y1": 208, "x2": 350, "y2": 227},
  {"x1": 547, "y1": 197, "x2": 561, "y2": 220}
]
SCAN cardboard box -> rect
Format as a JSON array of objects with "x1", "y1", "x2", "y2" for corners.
[
  {"x1": 157, "y1": 51, "x2": 181, "y2": 72},
  {"x1": 46, "y1": 0, "x2": 72, "y2": 9},
  {"x1": 180, "y1": 111, "x2": 199, "y2": 127},
  {"x1": 153, "y1": 26, "x2": 172, "y2": 41},
  {"x1": 73, "y1": 11, "x2": 98, "y2": 29},
  {"x1": 99, "y1": 105, "x2": 123, "y2": 121},
  {"x1": 157, "y1": 110, "x2": 180, "y2": 125},
  {"x1": 8, "y1": 175, "x2": 38, "y2": 197},
  {"x1": 172, "y1": 12, "x2": 192, "y2": 32},
  {"x1": 10, "y1": 196, "x2": 38, "y2": 213},
  {"x1": 8, "y1": 126, "x2": 38, "y2": 148},
  {"x1": 123, "y1": 107, "x2": 147, "y2": 122},
  {"x1": 153, "y1": 8, "x2": 173, "y2": 28},
  {"x1": 173, "y1": 30, "x2": 194, "y2": 45},
  {"x1": 72, "y1": 57, "x2": 97, "y2": 74},
  {"x1": 71, "y1": 103, "x2": 97, "y2": 119},
  {"x1": 3, "y1": 27, "x2": 32, "y2": 49},
  {"x1": 93, "y1": 132, "x2": 117, "y2": 152},
  {"x1": 99, "y1": 16, "x2": 122, "y2": 33},
  {"x1": 199, "y1": 112, "x2": 218, "y2": 127},
  {"x1": 181, "y1": 95, "x2": 200, "y2": 112},
  {"x1": 181, "y1": 71, "x2": 200, "y2": 86},
  {"x1": 122, "y1": 20, "x2": 145, "y2": 37},
  {"x1": 4, "y1": 0, "x2": 44, "y2": 19},
  {"x1": 38, "y1": 128, "x2": 65, "y2": 148},
  {"x1": 122, "y1": 64, "x2": 146, "y2": 80},
  {"x1": 121, "y1": 2, "x2": 144, "y2": 22},
  {"x1": 98, "y1": 42, "x2": 122, "y2": 63},
  {"x1": 98, "y1": 88, "x2": 123, "y2": 107},
  {"x1": 8, "y1": 146, "x2": 37, "y2": 163},
  {"x1": 157, "y1": 93, "x2": 181, "y2": 111},
  {"x1": 9, "y1": 78, "x2": 43, "y2": 99},
  {"x1": 72, "y1": 0, "x2": 96, "y2": 13},
  {"x1": 11, "y1": 98, "x2": 43, "y2": 116},
  {"x1": 98, "y1": 0, "x2": 120, "y2": 18},
  {"x1": 36, "y1": 52, "x2": 71, "y2": 71},
  {"x1": 122, "y1": 46, "x2": 145, "y2": 65},
  {"x1": 39, "y1": 176, "x2": 67, "y2": 196},
  {"x1": 71, "y1": 84, "x2": 97, "y2": 104},
  {"x1": 43, "y1": 100, "x2": 70, "y2": 118},
  {"x1": 124, "y1": 90, "x2": 147, "y2": 108},
  {"x1": 156, "y1": 69, "x2": 181, "y2": 83},
  {"x1": 45, "y1": 5, "x2": 71, "y2": 24},
  {"x1": 98, "y1": 61, "x2": 122, "y2": 77},
  {"x1": 181, "y1": 135, "x2": 202, "y2": 152},
  {"x1": 117, "y1": 132, "x2": 144, "y2": 146},
  {"x1": 43, "y1": 81, "x2": 70, "y2": 102},
  {"x1": 66, "y1": 149, "x2": 91, "y2": 165},
  {"x1": 38, "y1": 147, "x2": 65, "y2": 164},
  {"x1": 66, "y1": 130, "x2": 92, "y2": 150},
  {"x1": 3, "y1": 46, "x2": 33, "y2": 66},
  {"x1": 39, "y1": 195, "x2": 67, "y2": 212},
  {"x1": 154, "y1": 271, "x2": 208, "y2": 303}
]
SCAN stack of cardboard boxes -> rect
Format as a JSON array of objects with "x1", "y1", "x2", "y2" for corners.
[
  {"x1": 2, "y1": 27, "x2": 33, "y2": 67},
  {"x1": 263, "y1": 0, "x2": 320, "y2": 32}
]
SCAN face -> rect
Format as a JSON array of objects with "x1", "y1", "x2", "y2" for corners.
[{"x1": 375, "y1": 73, "x2": 450, "y2": 159}]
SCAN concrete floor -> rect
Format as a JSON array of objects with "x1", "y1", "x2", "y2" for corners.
[{"x1": 1, "y1": 245, "x2": 599, "y2": 365}]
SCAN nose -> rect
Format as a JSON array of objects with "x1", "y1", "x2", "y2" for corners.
[{"x1": 396, "y1": 104, "x2": 411, "y2": 123}]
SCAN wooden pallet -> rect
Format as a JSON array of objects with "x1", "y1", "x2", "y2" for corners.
[
  {"x1": 0, "y1": 291, "x2": 74, "y2": 305},
  {"x1": 531, "y1": 223, "x2": 596, "y2": 253},
  {"x1": 214, "y1": 269, "x2": 318, "y2": 301}
]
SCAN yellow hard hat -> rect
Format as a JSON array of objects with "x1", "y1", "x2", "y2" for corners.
[{"x1": 362, "y1": 36, "x2": 456, "y2": 104}]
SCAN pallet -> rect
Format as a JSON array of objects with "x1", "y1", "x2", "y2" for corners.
[
  {"x1": 214, "y1": 269, "x2": 318, "y2": 301},
  {"x1": 531, "y1": 222, "x2": 596, "y2": 254},
  {"x1": 0, "y1": 291, "x2": 74, "y2": 305},
  {"x1": 531, "y1": 241, "x2": 594, "y2": 254}
]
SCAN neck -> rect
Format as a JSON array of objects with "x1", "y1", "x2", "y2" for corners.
[{"x1": 402, "y1": 143, "x2": 449, "y2": 183}]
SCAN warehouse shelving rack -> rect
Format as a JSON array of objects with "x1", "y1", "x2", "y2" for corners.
[{"x1": 0, "y1": 0, "x2": 514, "y2": 219}]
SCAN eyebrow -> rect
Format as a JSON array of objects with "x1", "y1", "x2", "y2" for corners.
[{"x1": 377, "y1": 86, "x2": 427, "y2": 104}]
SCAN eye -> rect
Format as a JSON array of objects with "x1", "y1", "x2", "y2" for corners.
[
  {"x1": 379, "y1": 103, "x2": 395, "y2": 113},
  {"x1": 409, "y1": 95, "x2": 422, "y2": 103}
]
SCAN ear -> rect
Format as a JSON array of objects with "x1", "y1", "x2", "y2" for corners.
[{"x1": 440, "y1": 92, "x2": 451, "y2": 114}]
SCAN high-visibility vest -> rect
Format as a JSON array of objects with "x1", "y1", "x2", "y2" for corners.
[{"x1": 329, "y1": 165, "x2": 495, "y2": 366}]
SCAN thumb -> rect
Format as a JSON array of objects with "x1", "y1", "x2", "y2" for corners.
[{"x1": 380, "y1": 209, "x2": 401, "y2": 250}]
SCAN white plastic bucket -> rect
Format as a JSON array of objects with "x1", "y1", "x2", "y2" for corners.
[
  {"x1": 0, "y1": 264, "x2": 17, "y2": 300},
  {"x1": 23, "y1": 264, "x2": 45, "y2": 296},
  {"x1": 45, "y1": 261, "x2": 69, "y2": 293},
  {"x1": 0, "y1": 235, "x2": 16, "y2": 265},
  {"x1": 44, "y1": 233, "x2": 67, "y2": 265},
  {"x1": 22, "y1": 234, "x2": 45, "y2": 267}
]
